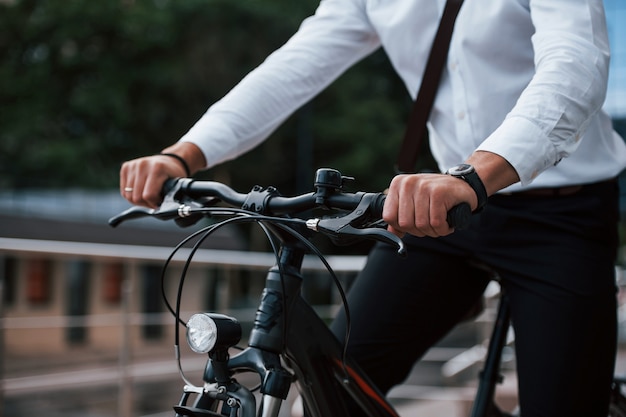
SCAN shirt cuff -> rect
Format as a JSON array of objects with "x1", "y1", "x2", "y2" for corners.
[{"x1": 476, "y1": 116, "x2": 560, "y2": 186}]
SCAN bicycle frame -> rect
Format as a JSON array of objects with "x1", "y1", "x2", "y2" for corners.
[
  {"x1": 470, "y1": 289, "x2": 513, "y2": 417},
  {"x1": 176, "y1": 225, "x2": 400, "y2": 417}
]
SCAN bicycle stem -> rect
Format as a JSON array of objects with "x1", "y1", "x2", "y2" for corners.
[{"x1": 249, "y1": 243, "x2": 306, "y2": 352}]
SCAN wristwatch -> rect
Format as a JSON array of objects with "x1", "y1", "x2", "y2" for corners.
[{"x1": 445, "y1": 164, "x2": 488, "y2": 212}]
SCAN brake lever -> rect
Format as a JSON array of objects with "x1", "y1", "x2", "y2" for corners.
[
  {"x1": 108, "y1": 178, "x2": 212, "y2": 228},
  {"x1": 108, "y1": 206, "x2": 155, "y2": 227},
  {"x1": 306, "y1": 194, "x2": 406, "y2": 257},
  {"x1": 108, "y1": 204, "x2": 185, "y2": 227},
  {"x1": 318, "y1": 222, "x2": 407, "y2": 257}
]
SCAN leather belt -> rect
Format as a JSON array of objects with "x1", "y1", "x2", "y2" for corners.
[
  {"x1": 498, "y1": 178, "x2": 618, "y2": 198},
  {"x1": 502, "y1": 185, "x2": 584, "y2": 197}
]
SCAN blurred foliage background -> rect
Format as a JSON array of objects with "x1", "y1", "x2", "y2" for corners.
[
  {"x1": 0, "y1": 0, "x2": 423, "y2": 194},
  {"x1": 0, "y1": 0, "x2": 623, "y2": 195}
]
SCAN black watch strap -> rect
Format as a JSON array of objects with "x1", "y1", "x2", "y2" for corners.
[{"x1": 446, "y1": 164, "x2": 488, "y2": 212}]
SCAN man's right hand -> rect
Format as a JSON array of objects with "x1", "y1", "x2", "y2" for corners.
[{"x1": 119, "y1": 142, "x2": 206, "y2": 208}]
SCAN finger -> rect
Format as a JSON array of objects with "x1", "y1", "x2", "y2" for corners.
[
  {"x1": 142, "y1": 169, "x2": 167, "y2": 208},
  {"x1": 398, "y1": 176, "x2": 433, "y2": 237},
  {"x1": 428, "y1": 188, "x2": 456, "y2": 237},
  {"x1": 120, "y1": 161, "x2": 136, "y2": 202},
  {"x1": 382, "y1": 176, "x2": 403, "y2": 230},
  {"x1": 382, "y1": 191, "x2": 397, "y2": 226},
  {"x1": 386, "y1": 175, "x2": 424, "y2": 236},
  {"x1": 124, "y1": 159, "x2": 149, "y2": 207},
  {"x1": 386, "y1": 224, "x2": 406, "y2": 238},
  {"x1": 131, "y1": 161, "x2": 150, "y2": 208},
  {"x1": 429, "y1": 200, "x2": 455, "y2": 237}
]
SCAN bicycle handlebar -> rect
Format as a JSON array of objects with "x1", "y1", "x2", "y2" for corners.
[{"x1": 109, "y1": 168, "x2": 472, "y2": 256}]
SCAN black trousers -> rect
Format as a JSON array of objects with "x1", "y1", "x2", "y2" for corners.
[{"x1": 330, "y1": 179, "x2": 620, "y2": 417}]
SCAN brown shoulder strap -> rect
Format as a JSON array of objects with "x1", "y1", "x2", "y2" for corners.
[{"x1": 396, "y1": 0, "x2": 465, "y2": 174}]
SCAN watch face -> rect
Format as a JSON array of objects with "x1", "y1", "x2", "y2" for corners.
[{"x1": 448, "y1": 163, "x2": 474, "y2": 176}]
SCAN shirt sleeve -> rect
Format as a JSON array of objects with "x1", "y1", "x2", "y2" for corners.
[
  {"x1": 179, "y1": 0, "x2": 380, "y2": 169},
  {"x1": 477, "y1": 0, "x2": 611, "y2": 185}
]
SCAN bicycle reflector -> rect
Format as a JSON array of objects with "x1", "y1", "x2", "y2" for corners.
[{"x1": 186, "y1": 313, "x2": 242, "y2": 354}]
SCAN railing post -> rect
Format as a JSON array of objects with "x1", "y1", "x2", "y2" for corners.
[
  {"x1": 0, "y1": 255, "x2": 5, "y2": 417},
  {"x1": 66, "y1": 259, "x2": 90, "y2": 345},
  {"x1": 118, "y1": 263, "x2": 134, "y2": 417}
]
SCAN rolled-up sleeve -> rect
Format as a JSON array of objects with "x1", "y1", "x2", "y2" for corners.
[{"x1": 477, "y1": 0, "x2": 610, "y2": 185}]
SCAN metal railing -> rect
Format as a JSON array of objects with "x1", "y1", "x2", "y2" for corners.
[{"x1": 0, "y1": 237, "x2": 367, "y2": 417}]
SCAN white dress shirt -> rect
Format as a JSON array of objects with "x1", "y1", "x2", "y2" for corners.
[{"x1": 180, "y1": 0, "x2": 626, "y2": 192}]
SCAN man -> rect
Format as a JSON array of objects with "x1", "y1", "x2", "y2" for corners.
[{"x1": 120, "y1": 0, "x2": 626, "y2": 415}]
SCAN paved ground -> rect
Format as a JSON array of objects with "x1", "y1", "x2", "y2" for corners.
[
  {"x1": 1, "y1": 344, "x2": 497, "y2": 417},
  {"x1": 6, "y1": 344, "x2": 625, "y2": 417},
  {"x1": 4, "y1": 323, "x2": 626, "y2": 417}
]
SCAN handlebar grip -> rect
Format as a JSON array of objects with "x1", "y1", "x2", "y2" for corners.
[
  {"x1": 374, "y1": 196, "x2": 471, "y2": 230},
  {"x1": 446, "y1": 203, "x2": 471, "y2": 230},
  {"x1": 163, "y1": 178, "x2": 181, "y2": 196},
  {"x1": 370, "y1": 193, "x2": 387, "y2": 218}
]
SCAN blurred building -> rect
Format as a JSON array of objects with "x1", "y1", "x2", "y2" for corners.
[{"x1": 0, "y1": 190, "x2": 248, "y2": 355}]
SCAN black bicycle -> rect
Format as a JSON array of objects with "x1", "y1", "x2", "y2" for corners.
[{"x1": 109, "y1": 168, "x2": 626, "y2": 417}]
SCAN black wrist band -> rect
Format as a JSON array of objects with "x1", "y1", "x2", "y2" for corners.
[
  {"x1": 159, "y1": 153, "x2": 191, "y2": 177},
  {"x1": 445, "y1": 164, "x2": 488, "y2": 212}
]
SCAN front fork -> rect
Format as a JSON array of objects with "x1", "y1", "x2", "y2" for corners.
[
  {"x1": 178, "y1": 244, "x2": 305, "y2": 417},
  {"x1": 175, "y1": 356, "x2": 291, "y2": 417},
  {"x1": 174, "y1": 353, "x2": 257, "y2": 417}
]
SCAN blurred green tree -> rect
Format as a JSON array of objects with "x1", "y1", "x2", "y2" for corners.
[{"x1": 0, "y1": 0, "x2": 415, "y2": 193}]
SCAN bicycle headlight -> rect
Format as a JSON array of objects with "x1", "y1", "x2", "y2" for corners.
[{"x1": 186, "y1": 313, "x2": 242, "y2": 354}]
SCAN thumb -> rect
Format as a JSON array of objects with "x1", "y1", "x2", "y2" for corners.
[{"x1": 387, "y1": 224, "x2": 406, "y2": 239}]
